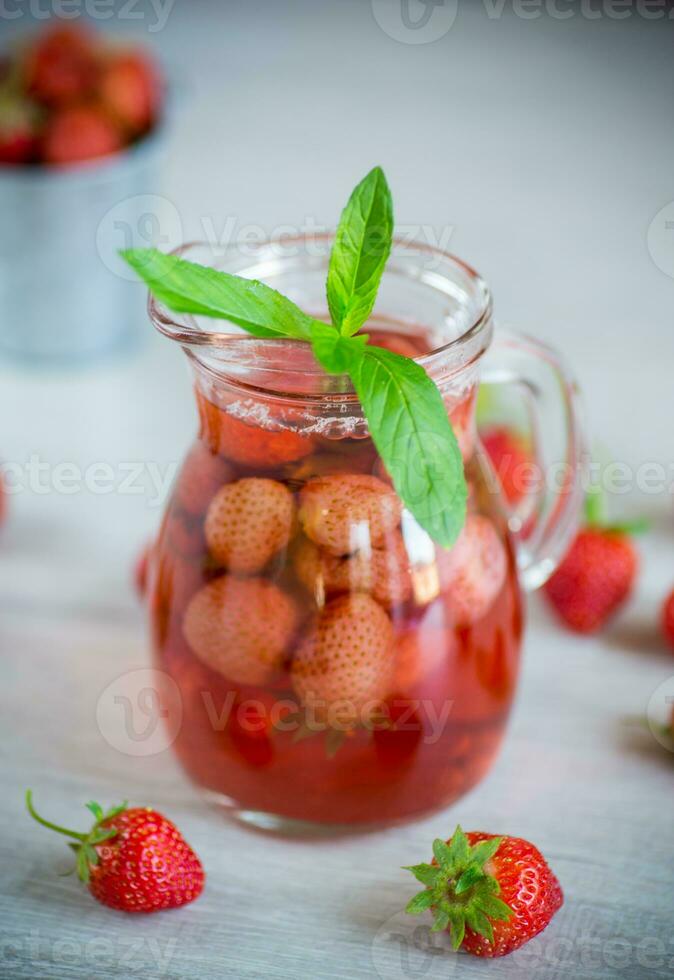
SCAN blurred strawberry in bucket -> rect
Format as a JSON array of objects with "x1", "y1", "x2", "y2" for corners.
[
  {"x1": 0, "y1": 22, "x2": 163, "y2": 168},
  {"x1": 661, "y1": 588, "x2": 674, "y2": 651},
  {"x1": 0, "y1": 91, "x2": 41, "y2": 164},
  {"x1": 43, "y1": 104, "x2": 123, "y2": 165},
  {"x1": 25, "y1": 24, "x2": 98, "y2": 108},
  {"x1": 98, "y1": 50, "x2": 161, "y2": 137}
]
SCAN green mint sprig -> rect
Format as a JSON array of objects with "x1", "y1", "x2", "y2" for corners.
[
  {"x1": 121, "y1": 167, "x2": 467, "y2": 548},
  {"x1": 327, "y1": 164, "x2": 393, "y2": 336}
]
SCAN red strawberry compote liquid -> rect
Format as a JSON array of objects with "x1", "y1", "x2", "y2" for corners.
[{"x1": 150, "y1": 328, "x2": 523, "y2": 829}]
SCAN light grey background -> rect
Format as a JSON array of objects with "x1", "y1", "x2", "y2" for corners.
[{"x1": 1, "y1": 2, "x2": 673, "y2": 978}]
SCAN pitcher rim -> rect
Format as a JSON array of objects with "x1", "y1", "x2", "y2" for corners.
[{"x1": 149, "y1": 233, "x2": 491, "y2": 359}]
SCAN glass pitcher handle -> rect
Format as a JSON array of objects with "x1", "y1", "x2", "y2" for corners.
[{"x1": 480, "y1": 326, "x2": 587, "y2": 592}]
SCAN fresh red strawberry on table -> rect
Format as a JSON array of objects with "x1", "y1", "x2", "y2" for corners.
[
  {"x1": 405, "y1": 825, "x2": 563, "y2": 957},
  {"x1": 42, "y1": 104, "x2": 123, "y2": 165},
  {"x1": 661, "y1": 588, "x2": 674, "y2": 650},
  {"x1": 26, "y1": 791, "x2": 204, "y2": 913},
  {"x1": 543, "y1": 489, "x2": 643, "y2": 634}
]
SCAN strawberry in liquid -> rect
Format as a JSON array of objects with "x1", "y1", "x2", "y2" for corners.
[{"x1": 149, "y1": 329, "x2": 523, "y2": 827}]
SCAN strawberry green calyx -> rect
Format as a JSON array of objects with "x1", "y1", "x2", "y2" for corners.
[
  {"x1": 584, "y1": 488, "x2": 648, "y2": 537},
  {"x1": 25, "y1": 790, "x2": 128, "y2": 883},
  {"x1": 403, "y1": 825, "x2": 513, "y2": 950}
]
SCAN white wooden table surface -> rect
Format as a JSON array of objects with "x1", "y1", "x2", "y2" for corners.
[{"x1": 1, "y1": 3, "x2": 673, "y2": 978}]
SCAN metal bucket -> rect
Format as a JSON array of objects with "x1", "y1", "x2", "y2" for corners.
[{"x1": 0, "y1": 123, "x2": 169, "y2": 365}]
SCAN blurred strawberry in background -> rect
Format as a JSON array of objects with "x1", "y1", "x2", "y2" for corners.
[
  {"x1": 661, "y1": 589, "x2": 674, "y2": 651},
  {"x1": 98, "y1": 51, "x2": 161, "y2": 137},
  {"x1": 544, "y1": 488, "x2": 644, "y2": 634},
  {"x1": 25, "y1": 24, "x2": 98, "y2": 108},
  {"x1": 481, "y1": 425, "x2": 536, "y2": 507},
  {"x1": 0, "y1": 92, "x2": 41, "y2": 164},
  {"x1": 42, "y1": 104, "x2": 122, "y2": 165},
  {"x1": 133, "y1": 541, "x2": 153, "y2": 599},
  {"x1": 0, "y1": 22, "x2": 163, "y2": 167}
]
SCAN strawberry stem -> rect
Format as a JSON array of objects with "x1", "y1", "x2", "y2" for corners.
[
  {"x1": 584, "y1": 486, "x2": 605, "y2": 527},
  {"x1": 25, "y1": 790, "x2": 87, "y2": 843},
  {"x1": 583, "y1": 485, "x2": 648, "y2": 536},
  {"x1": 604, "y1": 518, "x2": 650, "y2": 536},
  {"x1": 25, "y1": 791, "x2": 128, "y2": 884}
]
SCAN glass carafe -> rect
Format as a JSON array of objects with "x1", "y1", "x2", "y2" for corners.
[{"x1": 147, "y1": 236, "x2": 584, "y2": 832}]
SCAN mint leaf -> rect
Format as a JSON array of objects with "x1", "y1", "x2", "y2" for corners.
[
  {"x1": 327, "y1": 166, "x2": 393, "y2": 337},
  {"x1": 343, "y1": 343, "x2": 467, "y2": 548},
  {"x1": 122, "y1": 168, "x2": 468, "y2": 549},
  {"x1": 121, "y1": 248, "x2": 317, "y2": 341},
  {"x1": 309, "y1": 321, "x2": 368, "y2": 375}
]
